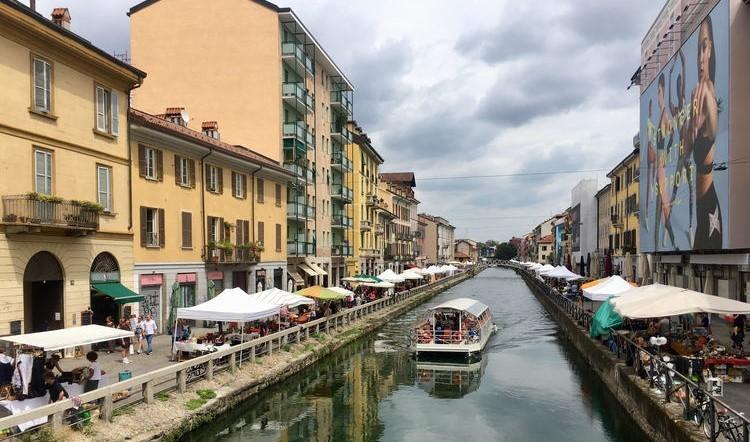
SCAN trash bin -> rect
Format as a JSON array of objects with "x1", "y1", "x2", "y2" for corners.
[{"x1": 118, "y1": 370, "x2": 132, "y2": 382}]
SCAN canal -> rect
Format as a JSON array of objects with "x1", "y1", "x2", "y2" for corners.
[{"x1": 181, "y1": 268, "x2": 647, "y2": 441}]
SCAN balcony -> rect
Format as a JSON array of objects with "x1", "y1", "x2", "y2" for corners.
[
  {"x1": 360, "y1": 219, "x2": 372, "y2": 231},
  {"x1": 330, "y1": 90, "x2": 353, "y2": 117},
  {"x1": 621, "y1": 246, "x2": 637, "y2": 255},
  {"x1": 375, "y1": 224, "x2": 385, "y2": 235},
  {"x1": 366, "y1": 194, "x2": 378, "y2": 206},
  {"x1": 283, "y1": 163, "x2": 307, "y2": 182},
  {"x1": 330, "y1": 123, "x2": 351, "y2": 143},
  {"x1": 282, "y1": 82, "x2": 314, "y2": 113},
  {"x1": 611, "y1": 214, "x2": 623, "y2": 228},
  {"x1": 287, "y1": 202, "x2": 312, "y2": 221},
  {"x1": 331, "y1": 184, "x2": 353, "y2": 202},
  {"x1": 287, "y1": 240, "x2": 314, "y2": 256},
  {"x1": 332, "y1": 243, "x2": 353, "y2": 256},
  {"x1": 331, "y1": 213, "x2": 353, "y2": 229},
  {"x1": 281, "y1": 41, "x2": 314, "y2": 77},
  {"x1": 331, "y1": 150, "x2": 353, "y2": 171},
  {"x1": 283, "y1": 121, "x2": 313, "y2": 155},
  {"x1": 204, "y1": 245, "x2": 260, "y2": 264},
  {"x1": 396, "y1": 232, "x2": 413, "y2": 241},
  {"x1": 2, "y1": 194, "x2": 99, "y2": 234}
]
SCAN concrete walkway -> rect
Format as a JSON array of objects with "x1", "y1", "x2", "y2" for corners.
[{"x1": 702, "y1": 315, "x2": 750, "y2": 417}]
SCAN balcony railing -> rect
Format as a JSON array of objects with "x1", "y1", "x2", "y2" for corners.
[
  {"x1": 330, "y1": 123, "x2": 351, "y2": 143},
  {"x1": 281, "y1": 41, "x2": 314, "y2": 75},
  {"x1": 360, "y1": 219, "x2": 372, "y2": 231},
  {"x1": 282, "y1": 82, "x2": 314, "y2": 112},
  {"x1": 366, "y1": 194, "x2": 378, "y2": 206},
  {"x1": 331, "y1": 214, "x2": 353, "y2": 228},
  {"x1": 330, "y1": 90, "x2": 353, "y2": 117},
  {"x1": 283, "y1": 163, "x2": 306, "y2": 180},
  {"x1": 287, "y1": 240, "x2": 314, "y2": 256},
  {"x1": 331, "y1": 150, "x2": 353, "y2": 171},
  {"x1": 204, "y1": 245, "x2": 260, "y2": 264},
  {"x1": 287, "y1": 202, "x2": 312, "y2": 220},
  {"x1": 331, "y1": 184, "x2": 353, "y2": 202},
  {"x1": 332, "y1": 244, "x2": 353, "y2": 256},
  {"x1": 2, "y1": 194, "x2": 99, "y2": 232}
]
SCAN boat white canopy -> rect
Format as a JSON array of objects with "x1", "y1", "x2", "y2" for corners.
[
  {"x1": 430, "y1": 298, "x2": 489, "y2": 318},
  {"x1": 0, "y1": 325, "x2": 134, "y2": 352}
]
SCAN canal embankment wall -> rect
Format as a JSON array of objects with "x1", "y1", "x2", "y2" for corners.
[
  {"x1": 64, "y1": 269, "x2": 481, "y2": 442},
  {"x1": 504, "y1": 264, "x2": 704, "y2": 442}
]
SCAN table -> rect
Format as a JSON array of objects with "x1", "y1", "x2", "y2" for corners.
[{"x1": 0, "y1": 376, "x2": 109, "y2": 432}]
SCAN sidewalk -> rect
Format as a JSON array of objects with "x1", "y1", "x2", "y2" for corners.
[{"x1": 703, "y1": 314, "x2": 750, "y2": 417}]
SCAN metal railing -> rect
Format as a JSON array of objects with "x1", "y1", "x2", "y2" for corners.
[
  {"x1": 330, "y1": 90, "x2": 353, "y2": 116},
  {"x1": 331, "y1": 150, "x2": 353, "y2": 171},
  {"x1": 331, "y1": 184, "x2": 353, "y2": 201},
  {"x1": 2, "y1": 195, "x2": 99, "y2": 230},
  {"x1": 0, "y1": 271, "x2": 475, "y2": 434},
  {"x1": 282, "y1": 82, "x2": 314, "y2": 111},
  {"x1": 287, "y1": 240, "x2": 314, "y2": 256},
  {"x1": 281, "y1": 41, "x2": 314, "y2": 74},
  {"x1": 204, "y1": 246, "x2": 259, "y2": 264},
  {"x1": 506, "y1": 262, "x2": 750, "y2": 442},
  {"x1": 330, "y1": 123, "x2": 351, "y2": 142},
  {"x1": 331, "y1": 214, "x2": 352, "y2": 228},
  {"x1": 332, "y1": 244, "x2": 352, "y2": 256}
]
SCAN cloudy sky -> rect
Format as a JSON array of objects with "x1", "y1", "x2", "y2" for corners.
[{"x1": 28, "y1": 0, "x2": 663, "y2": 242}]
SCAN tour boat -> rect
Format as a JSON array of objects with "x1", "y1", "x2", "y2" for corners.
[{"x1": 413, "y1": 298, "x2": 496, "y2": 356}]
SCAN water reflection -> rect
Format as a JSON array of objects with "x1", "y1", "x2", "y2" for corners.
[{"x1": 416, "y1": 356, "x2": 487, "y2": 399}]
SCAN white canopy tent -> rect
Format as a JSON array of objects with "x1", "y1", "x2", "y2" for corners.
[
  {"x1": 536, "y1": 264, "x2": 556, "y2": 274},
  {"x1": 610, "y1": 284, "x2": 750, "y2": 319},
  {"x1": 543, "y1": 266, "x2": 581, "y2": 280},
  {"x1": 0, "y1": 325, "x2": 133, "y2": 351},
  {"x1": 363, "y1": 281, "x2": 396, "y2": 288},
  {"x1": 399, "y1": 270, "x2": 423, "y2": 280},
  {"x1": 329, "y1": 286, "x2": 355, "y2": 297},
  {"x1": 582, "y1": 275, "x2": 634, "y2": 301},
  {"x1": 250, "y1": 287, "x2": 315, "y2": 309},
  {"x1": 378, "y1": 269, "x2": 406, "y2": 283}
]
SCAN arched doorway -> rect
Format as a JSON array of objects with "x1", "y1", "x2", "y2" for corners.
[
  {"x1": 90, "y1": 252, "x2": 120, "y2": 325},
  {"x1": 23, "y1": 251, "x2": 64, "y2": 333}
]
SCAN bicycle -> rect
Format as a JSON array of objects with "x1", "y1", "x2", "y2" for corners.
[{"x1": 704, "y1": 408, "x2": 745, "y2": 442}]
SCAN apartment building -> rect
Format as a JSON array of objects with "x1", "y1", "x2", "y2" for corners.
[
  {"x1": 538, "y1": 235, "x2": 554, "y2": 263},
  {"x1": 594, "y1": 184, "x2": 611, "y2": 276},
  {"x1": 129, "y1": 108, "x2": 292, "y2": 330},
  {"x1": 608, "y1": 144, "x2": 640, "y2": 281},
  {"x1": 129, "y1": 0, "x2": 355, "y2": 286},
  {"x1": 379, "y1": 173, "x2": 417, "y2": 273},
  {"x1": 418, "y1": 214, "x2": 438, "y2": 264},
  {"x1": 0, "y1": 3, "x2": 145, "y2": 333},
  {"x1": 350, "y1": 125, "x2": 384, "y2": 276},
  {"x1": 454, "y1": 239, "x2": 478, "y2": 263}
]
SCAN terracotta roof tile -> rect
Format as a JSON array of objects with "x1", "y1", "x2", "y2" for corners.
[
  {"x1": 379, "y1": 172, "x2": 416, "y2": 186},
  {"x1": 539, "y1": 235, "x2": 554, "y2": 244}
]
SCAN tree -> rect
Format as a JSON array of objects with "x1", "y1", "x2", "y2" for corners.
[
  {"x1": 485, "y1": 240, "x2": 499, "y2": 248},
  {"x1": 495, "y1": 242, "x2": 517, "y2": 260}
]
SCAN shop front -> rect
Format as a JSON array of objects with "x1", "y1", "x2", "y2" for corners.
[{"x1": 90, "y1": 252, "x2": 143, "y2": 325}]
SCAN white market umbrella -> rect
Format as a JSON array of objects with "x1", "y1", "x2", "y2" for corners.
[
  {"x1": 378, "y1": 269, "x2": 406, "y2": 283},
  {"x1": 611, "y1": 284, "x2": 750, "y2": 319},
  {"x1": 582, "y1": 275, "x2": 635, "y2": 302},
  {"x1": 363, "y1": 281, "x2": 396, "y2": 288},
  {"x1": 399, "y1": 270, "x2": 423, "y2": 280},
  {"x1": 251, "y1": 287, "x2": 315, "y2": 308},
  {"x1": 536, "y1": 264, "x2": 556, "y2": 274},
  {"x1": 329, "y1": 286, "x2": 355, "y2": 297}
]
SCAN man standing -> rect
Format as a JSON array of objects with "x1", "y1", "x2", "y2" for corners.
[{"x1": 142, "y1": 315, "x2": 157, "y2": 355}]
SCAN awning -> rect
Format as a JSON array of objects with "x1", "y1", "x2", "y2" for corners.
[
  {"x1": 288, "y1": 271, "x2": 304, "y2": 284},
  {"x1": 0, "y1": 325, "x2": 134, "y2": 351},
  {"x1": 92, "y1": 282, "x2": 144, "y2": 304},
  {"x1": 306, "y1": 262, "x2": 328, "y2": 276},
  {"x1": 177, "y1": 287, "x2": 279, "y2": 322},
  {"x1": 296, "y1": 286, "x2": 346, "y2": 300},
  {"x1": 298, "y1": 263, "x2": 317, "y2": 277}
]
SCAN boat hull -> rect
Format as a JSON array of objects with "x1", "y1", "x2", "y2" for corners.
[{"x1": 415, "y1": 324, "x2": 494, "y2": 356}]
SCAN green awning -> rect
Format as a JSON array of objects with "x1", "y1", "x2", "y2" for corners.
[{"x1": 92, "y1": 282, "x2": 144, "y2": 304}]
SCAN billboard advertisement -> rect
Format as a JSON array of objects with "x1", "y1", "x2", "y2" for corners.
[
  {"x1": 571, "y1": 204, "x2": 581, "y2": 253},
  {"x1": 640, "y1": 0, "x2": 729, "y2": 253}
]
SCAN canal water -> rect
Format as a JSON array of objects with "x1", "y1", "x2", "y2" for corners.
[{"x1": 181, "y1": 268, "x2": 646, "y2": 441}]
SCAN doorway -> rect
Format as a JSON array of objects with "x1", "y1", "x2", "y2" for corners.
[
  {"x1": 232, "y1": 271, "x2": 248, "y2": 293},
  {"x1": 23, "y1": 251, "x2": 64, "y2": 333}
]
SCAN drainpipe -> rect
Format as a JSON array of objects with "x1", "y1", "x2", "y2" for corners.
[
  {"x1": 199, "y1": 149, "x2": 214, "y2": 259},
  {"x1": 126, "y1": 80, "x2": 143, "y2": 231}
]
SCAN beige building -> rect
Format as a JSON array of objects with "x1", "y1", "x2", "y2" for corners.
[
  {"x1": 129, "y1": 0, "x2": 355, "y2": 286},
  {"x1": 594, "y1": 183, "x2": 612, "y2": 277},
  {"x1": 454, "y1": 239, "x2": 479, "y2": 263},
  {"x1": 129, "y1": 108, "x2": 292, "y2": 331},
  {"x1": 435, "y1": 216, "x2": 455, "y2": 263},
  {"x1": 538, "y1": 235, "x2": 554, "y2": 263},
  {"x1": 350, "y1": 125, "x2": 384, "y2": 276},
  {"x1": 418, "y1": 214, "x2": 438, "y2": 264},
  {"x1": 0, "y1": 3, "x2": 145, "y2": 333},
  {"x1": 379, "y1": 173, "x2": 418, "y2": 272}
]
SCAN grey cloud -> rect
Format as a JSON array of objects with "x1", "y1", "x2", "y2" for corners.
[{"x1": 455, "y1": 19, "x2": 547, "y2": 64}]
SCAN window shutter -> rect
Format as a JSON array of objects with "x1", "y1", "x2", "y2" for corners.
[
  {"x1": 235, "y1": 219, "x2": 242, "y2": 245},
  {"x1": 257, "y1": 178, "x2": 264, "y2": 203},
  {"x1": 217, "y1": 168, "x2": 223, "y2": 194},
  {"x1": 275, "y1": 223, "x2": 281, "y2": 251},
  {"x1": 205, "y1": 164, "x2": 211, "y2": 189},
  {"x1": 174, "y1": 155, "x2": 181, "y2": 185},
  {"x1": 242, "y1": 175, "x2": 247, "y2": 199},
  {"x1": 111, "y1": 91, "x2": 119, "y2": 136},
  {"x1": 188, "y1": 159, "x2": 196, "y2": 188},
  {"x1": 243, "y1": 221, "x2": 249, "y2": 247},
  {"x1": 219, "y1": 217, "x2": 225, "y2": 241},
  {"x1": 231, "y1": 172, "x2": 237, "y2": 197},
  {"x1": 156, "y1": 149, "x2": 163, "y2": 181},
  {"x1": 182, "y1": 212, "x2": 192, "y2": 248},
  {"x1": 140, "y1": 206, "x2": 147, "y2": 247},
  {"x1": 275, "y1": 183, "x2": 281, "y2": 206},
  {"x1": 138, "y1": 145, "x2": 146, "y2": 177},
  {"x1": 258, "y1": 221, "x2": 264, "y2": 245},
  {"x1": 158, "y1": 208, "x2": 165, "y2": 247}
]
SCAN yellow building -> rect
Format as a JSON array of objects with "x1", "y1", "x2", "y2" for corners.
[
  {"x1": 129, "y1": 0, "x2": 355, "y2": 286},
  {"x1": 379, "y1": 173, "x2": 418, "y2": 273},
  {"x1": 0, "y1": 3, "x2": 145, "y2": 334},
  {"x1": 607, "y1": 144, "x2": 641, "y2": 281},
  {"x1": 350, "y1": 124, "x2": 384, "y2": 276},
  {"x1": 129, "y1": 108, "x2": 292, "y2": 331}
]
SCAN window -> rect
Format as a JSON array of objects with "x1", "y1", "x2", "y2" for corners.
[
  {"x1": 34, "y1": 149, "x2": 52, "y2": 195},
  {"x1": 206, "y1": 165, "x2": 222, "y2": 193},
  {"x1": 32, "y1": 57, "x2": 52, "y2": 114},
  {"x1": 97, "y1": 165, "x2": 112, "y2": 212},
  {"x1": 275, "y1": 223, "x2": 282, "y2": 252},
  {"x1": 232, "y1": 172, "x2": 246, "y2": 199},
  {"x1": 95, "y1": 85, "x2": 118, "y2": 135},
  {"x1": 181, "y1": 212, "x2": 192, "y2": 248},
  {"x1": 275, "y1": 183, "x2": 282, "y2": 206},
  {"x1": 258, "y1": 221, "x2": 265, "y2": 247},
  {"x1": 175, "y1": 156, "x2": 194, "y2": 187},
  {"x1": 141, "y1": 207, "x2": 164, "y2": 247},
  {"x1": 256, "y1": 178, "x2": 264, "y2": 203},
  {"x1": 207, "y1": 216, "x2": 223, "y2": 244}
]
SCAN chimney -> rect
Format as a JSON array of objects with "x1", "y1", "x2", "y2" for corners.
[
  {"x1": 201, "y1": 121, "x2": 220, "y2": 140},
  {"x1": 51, "y1": 8, "x2": 71, "y2": 30},
  {"x1": 162, "y1": 107, "x2": 188, "y2": 127},
  {"x1": 29, "y1": 0, "x2": 36, "y2": 11}
]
